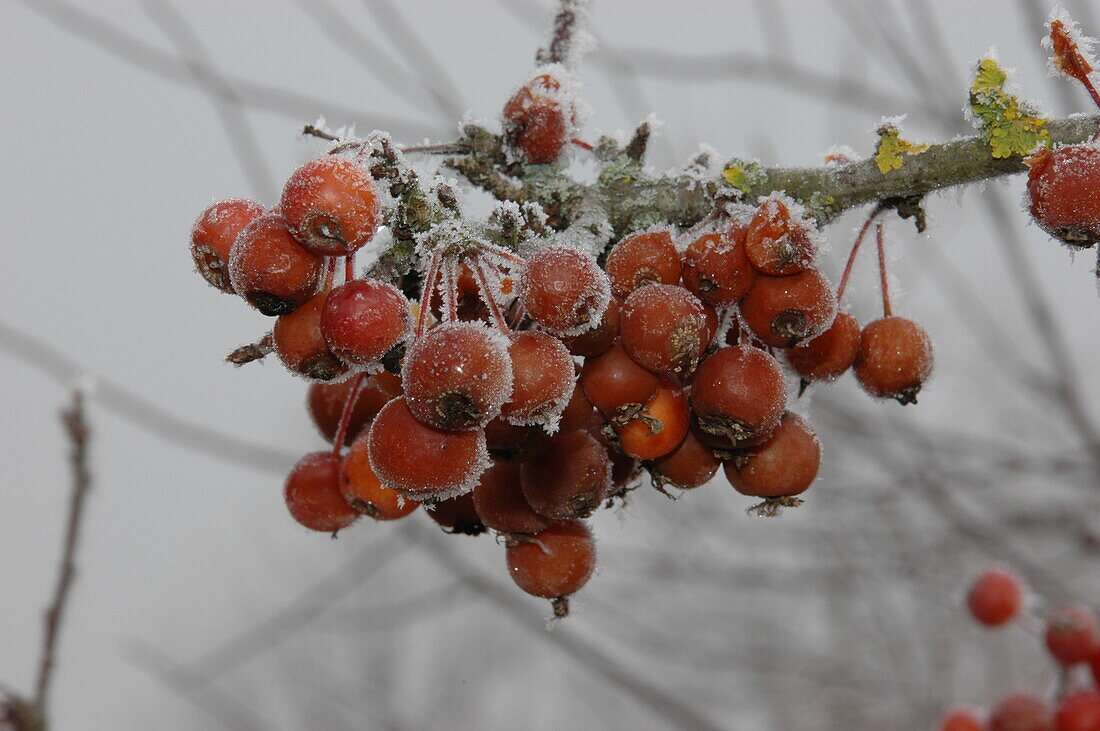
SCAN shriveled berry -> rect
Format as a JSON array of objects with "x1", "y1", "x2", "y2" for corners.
[
  {"x1": 745, "y1": 196, "x2": 817, "y2": 275},
  {"x1": 502, "y1": 73, "x2": 574, "y2": 164},
  {"x1": 682, "y1": 227, "x2": 756, "y2": 307}
]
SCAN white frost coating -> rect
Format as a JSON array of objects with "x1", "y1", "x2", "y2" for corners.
[
  {"x1": 1044, "y1": 8, "x2": 1098, "y2": 79},
  {"x1": 517, "y1": 243, "x2": 612, "y2": 337},
  {"x1": 820, "y1": 144, "x2": 860, "y2": 166},
  {"x1": 755, "y1": 191, "x2": 830, "y2": 259},
  {"x1": 404, "y1": 320, "x2": 515, "y2": 426},
  {"x1": 500, "y1": 63, "x2": 587, "y2": 166}
]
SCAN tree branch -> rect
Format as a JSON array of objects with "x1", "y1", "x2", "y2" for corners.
[
  {"x1": 444, "y1": 113, "x2": 1099, "y2": 239},
  {"x1": 33, "y1": 392, "x2": 92, "y2": 719}
]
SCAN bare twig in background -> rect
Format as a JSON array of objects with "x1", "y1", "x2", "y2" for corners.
[
  {"x1": 358, "y1": 0, "x2": 465, "y2": 120},
  {"x1": 33, "y1": 392, "x2": 93, "y2": 714},
  {"x1": 11, "y1": 0, "x2": 438, "y2": 139},
  {"x1": 0, "y1": 318, "x2": 294, "y2": 473},
  {"x1": 139, "y1": 0, "x2": 276, "y2": 201},
  {"x1": 1, "y1": 392, "x2": 94, "y2": 730}
]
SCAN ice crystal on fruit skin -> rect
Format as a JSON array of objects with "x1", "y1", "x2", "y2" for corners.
[{"x1": 967, "y1": 55, "x2": 1050, "y2": 159}]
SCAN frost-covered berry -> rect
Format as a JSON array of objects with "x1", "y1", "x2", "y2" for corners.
[
  {"x1": 402, "y1": 322, "x2": 513, "y2": 432},
  {"x1": 367, "y1": 397, "x2": 489, "y2": 501},
  {"x1": 1027, "y1": 144, "x2": 1100, "y2": 248},
  {"x1": 502, "y1": 72, "x2": 576, "y2": 164},
  {"x1": 191, "y1": 198, "x2": 264, "y2": 293},
  {"x1": 281, "y1": 156, "x2": 381, "y2": 255},
  {"x1": 229, "y1": 210, "x2": 322, "y2": 316}
]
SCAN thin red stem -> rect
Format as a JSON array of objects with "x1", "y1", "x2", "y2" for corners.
[
  {"x1": 875, "y1": 222, "x2": 893, "y2": 317},
  {"x1": 836, "y1": 207, "x2": 884, "y2": 303},
  {"x1": 476, "y1": 242, "x2": 527, "y2": 266},
  {"x1": 508, "y1": 302, "x2": 528, "y2": 331},
  {"x1": 470, "y1": 256, "x2": 511, "y2": 334},
  {"x1": 1080, "y1": 74, "x2": 1100, "y2": 114},
  {"x1": 417, "y1": 251, "x2": 442, "y2": 338},
  {"x1": 323, "y1": 257, "x2": 337, "y2": 291},
  {"x1": 331, "y1": 372, "x2": 367, "y2": 457},
  {"x1": 443, "y1": 258, "x2": 459, "y2": 322},
  {"x1": 571, "y1": 138, "x2": 594, "y2": 151},
  {"x1": 344, "y1": 253, "x2": 355, "y2": 283}
]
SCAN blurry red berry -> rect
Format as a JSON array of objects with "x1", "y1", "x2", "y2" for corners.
[
  {"x1": 966, "y1": 567, "x2": 1023, "y2": 627},
  {"x1": 1055, "y1": 690, "x2": 1100, "y2": 731},
  {"x1": 502, "y1": 73, "x2": 574, "y2": 164},
  {"x1": 1046, "y1": 605, "x2": 1099, "y2": 666},
  {"x1": 989, "y1": 693, "x2": 1051, "y2": 731}
]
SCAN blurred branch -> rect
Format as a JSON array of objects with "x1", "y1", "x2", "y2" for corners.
[
  {"x1": 358, "y1": 0, "x2": 465, "y2": 120},
  {"x1": 0, "y1": 318, "x2": 294, "y2": 474},
  {"x1": 13, "y1": 0, "x2": 439, "y2": 139},
  {"x1": 32, "y1": 392, "x2": 92, "y2": 715}
]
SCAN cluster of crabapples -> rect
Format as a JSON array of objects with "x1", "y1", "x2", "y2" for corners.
[
  {"x1": 187, "y1": 67, "x2": 934, "y2": 615},
  {"x1": 937, "y1": 568, "x2": 1100, "y2": 731},
  {"x1": 1027, "y1": 14, "x2": 1100, "y2": 270}
]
